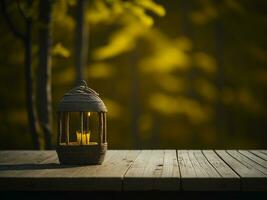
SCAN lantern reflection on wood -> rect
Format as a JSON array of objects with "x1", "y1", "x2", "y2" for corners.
[{"x1": 56, "y1": 80, "x2": 107, "y2": 165}]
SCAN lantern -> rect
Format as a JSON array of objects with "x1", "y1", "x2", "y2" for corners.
[{"x1": 56, "y1": 80, "x2": 107, "y2": 165}]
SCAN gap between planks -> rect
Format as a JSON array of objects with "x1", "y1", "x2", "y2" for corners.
[
  {"x1": 0, "y1": 150, "x2": 267, "y2": 191},
  {"x1": 215, "y1": 150, "x2": 267, "y2": 191},
  {"x1": 177, "y1": 150, "x2": 240, "y2": 191},
  {"x1": 123, "y1": 150, "x2": 180, "y2": 191}
]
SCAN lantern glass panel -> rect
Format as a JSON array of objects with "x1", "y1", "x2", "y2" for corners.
[
  {"x1": 59, "y1": 111, "x2": 100, "y2": 145},
  {"x1": 88, "y1": 112, "x2": 100, "y2": 143},
  {"x1": 58, "y1": 112, "x2": 69, "y2": 145},
  {"x1": 68, "y1": 112, "x2": 80, "y2": 143}
]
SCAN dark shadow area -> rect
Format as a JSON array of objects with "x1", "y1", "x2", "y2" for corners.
[
  {"x1": 1, "y1": 191, "x2": 267, "y2": 200},
  {"x1": 0, "y1": 163, "x2": 81, "y2": 171}
]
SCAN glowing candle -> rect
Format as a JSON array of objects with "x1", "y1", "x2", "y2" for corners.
[{"x1": 76, "y1": 131, "x2": 90, "y2": 144}]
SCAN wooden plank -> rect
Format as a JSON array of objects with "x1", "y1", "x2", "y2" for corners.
[
  {"x1": 178, "y1": 150, "x2": 238, "y2": 191},
  {"x1": 0, "y1": 151, "x2": 55, "y2": 164},
  {"x1": 177, "y1": 150, "x2": 196, "y2": 178},
  {"x1": 0, "y1": 151, "x2": 58, "y2": 187},
  {"x1": 1, "y1": 150, "x2": 267, "y2": 191},
  {"x1": 189, "y1": 150, "x2": 219, "y2": 177},
  {"x1": 216, "y1": 150, "x2": 267, "y2": 191},
  {"x1": 0, "y1": 150, "x2": 140, "y2": 191},
  {"x1": 259, "y1": 150, "x2": 267, "y2": 155},
  {"x1": 202, "y1": 150, "x2": 239, "y2": 178},
  {"x1": 38, "y1": 150, "x2": 140, "y2": 191},
  {"x1": 216, "y1": 150, "x2": 264, "y2": 177},
  {"x1": 202, "y1": 150, "x2": 240, "y2": 190},
  {"x1": 227, "y1": 150, "x2": 267, "y2": 175},
  {"x1": 250, "y1": 150, "x2": 267, "y2": 161},
  {"x1": 0, "y1": 150, "x2": 116, "y2": 178},
  {"x1": 0, "y1": 150, "x2": 58, "y2": 178},
  {"x1": 187, "y1": 150, "x2": 215, "y2": 178},
  {"x1": 0, "y1": 151, "x2": 120, "y2": 190},
  {"x1": 239, "y1": 150, "x2": 267, "y2": 169},
  {"x1": 123, "y1": 150, "x2": 180, "y2": 191}
]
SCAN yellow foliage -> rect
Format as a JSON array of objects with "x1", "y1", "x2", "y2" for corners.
[
  {"x1": 238, "y1": 89, "x2": 261, "y2": 112},
  {"x1": 93, "y1": 22, "x2": 147, "y2": 60},
  {"x1": 190, "y1": 3, "x2": 218, "y2": 25},
  {"x1": 149, "y1": 93, "x2": 210, "y2": 123},
  {"x1": 134, "y1": 0, "x2": 166, "y2": 17},
  {"x1": 225, "y1": 0, "x2": 245, "y2": 14},
  {"x1": 67, "y1": 0, "x2": 76, "y2": 6},
  {"x1": 140, "y1": 47, "x2": 189, "y2": 73},
  {"x1": 52, "y1": 43, "x2": 70, "y2": 58},
  {"x1": 194, "y1": 78, "x2": 217, "y2": 101},
  {"x1": 124, "y1": 2, "x2": 154, "y2": 27},
  {"x1": 52, "y1": 0, "x2": 75, "y2": 30},
  {"x1": 87, "y1": 0, "x2": 112, "y2": 24},
  {"x1": 87, "y1": 0, "x2": 165, "y2": 26},
  {"x1": 140, "y1": 30, "x2": 190, "y2": 73},
  {"x1": 138, "y1": 114, "x2": 153, "y2": 133},
  {"x1": 89, "y1": 0, "x2": 166, "y2": 60},
  {"x1": 111, "y1": 1, "x2": 124, "y2": 16},
  {"x1": 88, "y1": 62, "x2": 115, "y2": 78},
  {"x1": 149, "y1": 93, "x2": 179, "y2": 115},
  {"x1": 174, "y1": 37, "x2": 193, "y2": 52},
  {"x1": 194, "y1": 52, "x2": 217, "y2": 74},
  {"x1": 54, "y1": 67, "x2": 75, "y2": 84},
  {"x1": 222, "y1": 88, "x2": 262, "y2": 112},
  {"x1": 156, "y1": 75, "x2": 186, "y2": 93},
  {"x1": 102, "y1": 98, "x2": 122, "y2": 119}
]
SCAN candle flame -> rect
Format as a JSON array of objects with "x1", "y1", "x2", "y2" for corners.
[
  {"x1": 88, "y1": 112, "x2": 91, "y2": 117},
  {"x1": 76, "y1": 131, "x2": 90, "y2": 145}
]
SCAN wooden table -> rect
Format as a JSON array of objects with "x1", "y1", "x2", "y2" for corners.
[{"x1": 0, "y1": 150, "x2": 266, "y2": 191}]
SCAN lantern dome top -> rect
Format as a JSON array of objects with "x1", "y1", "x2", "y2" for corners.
[{"x1": 58, "y1": 80, "x2": 107, "y2": 112}]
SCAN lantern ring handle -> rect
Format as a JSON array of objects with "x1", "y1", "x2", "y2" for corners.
[
  {"x1": 80, "y1": 80, "x2": 87, "y2": 87},
  {"x1": 79, "y1": 80, "x2": 99, "y2": 96}
]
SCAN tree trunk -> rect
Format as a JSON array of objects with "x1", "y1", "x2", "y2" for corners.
[
  {"x1": 1, "y1": 0, "x2": 41, "y2": 149},
  {"x1": 214, "y1": 17, "x2": 226, "y2": 142},
  {"x1": 130, "y1": 51, "x2": 140, "y2": 149},
  {"x1": 75, "y1": 0, "x2": 89, "y2": 83},
  {"x1": 38, "y1": 0, "x2": 53, "y2": 149},
  {"x1": 151, "y1": 114, "x2": 160, "y2": 149},
  {"x1": 25, "y1": 16, "x2": 41, "y2": 149},
  {"x1": 180, "y1": 0, "x2": 199, "y2": 145}
]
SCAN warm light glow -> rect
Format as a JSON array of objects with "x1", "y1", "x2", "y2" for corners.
[
  {"x1": 87, "y1": 112, "x2": 91, "y2": 117},
  {"x1": 76, "y1": 131, "x2": 90, "y2": 144}
]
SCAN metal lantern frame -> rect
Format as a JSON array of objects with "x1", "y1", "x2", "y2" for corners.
[{"x1": 56, "y1": 80, "x2": 107, "y2": 165}]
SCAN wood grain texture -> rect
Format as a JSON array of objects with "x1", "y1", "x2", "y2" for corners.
[
  {"x1": 239, "y1": 150, "x2": 267, "y2": 169},
  {"x1": 216, "y1": 150, "x2": 267, "y2": 191},
  {"x1": 227, "y1": 150, "x2": 267, "y2": 175},
  {"x1": 178, "y1": 150, "x2": 239, "y2": 191},
  {"x1": 0, "y1": 151, "x2": 55, "y2": 164},
  {"x1": 123, "y1": 150, "x2": 180, "y2": 191},
  {"x1": 0, "y1": 150, "x2": 140, "y2": 191},
  {"x1": 202, "y1": 150, "x2": 240, "y2": 190},
  {"x1": 202, "y1": 150, "x2": 239, "y2": 178},
  {"x1": 250, "y1": 150, "x2": 267, "y2": 161},
  {"x1": 0, "y1": 150, "x2": 267, "y2": 191}
]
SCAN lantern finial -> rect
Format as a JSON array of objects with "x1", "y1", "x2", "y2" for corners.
[{"x1": 80, "y1": 80, "x2": 87, "y2": 87}]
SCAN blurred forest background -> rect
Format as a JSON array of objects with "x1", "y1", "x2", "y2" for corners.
[{"x1": 0, "y1": 0, "x2": 267, "y2": 150}]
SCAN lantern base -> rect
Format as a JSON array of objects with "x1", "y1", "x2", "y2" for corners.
[{"x1": 56, "y1": 143, "x2": 107, "y2": 165}]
